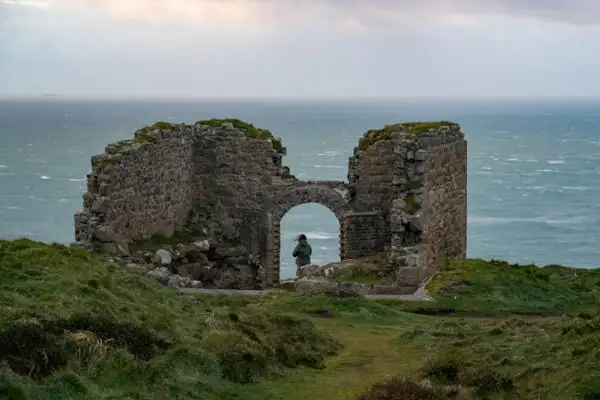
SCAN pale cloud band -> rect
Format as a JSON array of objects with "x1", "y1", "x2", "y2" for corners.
[
  {"x1": 2, "y1": 0, "x2": 49, "y2": 8},
  {"x1": 2, "y1": 0, "x2": 600, "y2": 98},
  {"x1": 6, "y1": 0, "x2": 600, "y2": 26}
]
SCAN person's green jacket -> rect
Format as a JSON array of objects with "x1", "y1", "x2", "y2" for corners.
[{"x1": 292, "y1": 239, "x2": 312, "y2": 266}]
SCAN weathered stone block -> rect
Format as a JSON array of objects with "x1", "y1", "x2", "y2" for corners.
[{"x1": 396, "y1": 266, "x2": 420, "y2": 286}]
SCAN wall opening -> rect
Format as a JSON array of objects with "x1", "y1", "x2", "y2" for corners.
[{"x1": 279, "y1": 203, "x2": 341, "y2": 279}]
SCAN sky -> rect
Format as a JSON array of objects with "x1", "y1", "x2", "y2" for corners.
[{"x1": 2, "y1": 0, "x2": 600, "y2": 99}]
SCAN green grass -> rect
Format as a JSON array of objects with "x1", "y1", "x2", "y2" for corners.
[
  {"x1": 3, "y1": 239, "x2": 600, "y2": 399},
  {"x1": 329, "y1": 256, "x2": 396, "y2": 285},
  {"x1": 195, "y1": 118, "x2": 285, "y2": 153},
  {"x1": 104, "y1": 119, "x2": 285, "y2": 159},
  {"x1": 138, "y1": 121, "x2": 181, "y2": 133},
  {"x1": 373, "y1": 313, "x2": 600, "y2": 399},
  {"x1": 357, "y1": 121, "x2": 458, "y2": 151},
  {"x1": 260, "y1": 258, "x2": 600, "y2": 399},
  {"x1": 0, "y1": 239, "x2": 339, "y2": 399},
  {"x1": 104, "y1": 132, "x2": 156, "y2": 155},
  {"x1": 354, "y1": 259, "x2": 600, "y2": 398},
  {"x1": 334, "y1": 267, "x2": 382, "y2": 285},
  {"x1": 402, "y1": 194, "x2": 421, "y2": 214},
  {"x1": 426, "y1": 258, "x2": 600, "y2": 315}
]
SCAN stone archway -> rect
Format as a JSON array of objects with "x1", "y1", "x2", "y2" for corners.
[{"x1": 263, "y1": 182, "x2": 350, "y2": 285}]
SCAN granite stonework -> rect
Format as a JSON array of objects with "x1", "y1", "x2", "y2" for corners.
[
  {"x1": 74, "y1": 127, "x2": 195, "y2": 255},
  {"x1": 74, "y1": 120, "x2": 467, "y2": 292},
  {"x1": 386, "y1": 126, "x2": 468, "y2": 290}
]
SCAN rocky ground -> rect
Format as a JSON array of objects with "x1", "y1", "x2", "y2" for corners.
[
  {"x1": 113, "y1": 245, "x2": 433, "y2": 300},
  {"x1": 279, "y1": 258, "x2": 426, "y2": 297},
  {"x1": 107, "y1": 240, "x2": 266, "y2": 290}
]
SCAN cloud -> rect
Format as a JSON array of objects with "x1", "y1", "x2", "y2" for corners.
[
  {"x1": 2, "y1": 0, "x2": 600, "y2": 98},
  {"x1": 2, "y1": 0, "x2": 49, "y2": 7},
  {"x1": 33, "y1": 0, "x2": 600, "y2": 26}
]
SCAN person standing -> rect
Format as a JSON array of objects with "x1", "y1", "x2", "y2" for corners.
[{"x1": 292, "y1": 234, "x2": 312, "y2": 267}]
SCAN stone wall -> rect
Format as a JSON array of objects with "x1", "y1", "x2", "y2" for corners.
[
  {"x1": 189, "y1": 124, "x2": 280, "y2": 248},
  {"x1": 74, "y1": 119, "x2": 467, "y2": 292},
  {"x1": 74, "y1": 127, "x2": 195, "y2": 254},
  {"x1": 347, "y1": 137, "x2": 398, "y2": 215},
  {"x1": 419, "y1": 130, "x2": 468, "y2": 279},
  {"x1": 340, "y1": 211, "x2": 388, "y2": 260},
  {"x1": 382, "y1": 124, "x2": 467, "y2": 290}
]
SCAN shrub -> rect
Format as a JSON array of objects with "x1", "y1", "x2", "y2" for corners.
[{"x1": 356, "y1": 377, "x2": 454, "y2": 400}]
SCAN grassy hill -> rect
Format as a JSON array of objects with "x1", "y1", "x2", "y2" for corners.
[
  {"x1": 0, "y1": 239, "x2": 339, "y2": 399},
  {"x1": 1, "y1": 239, "x2": 600, "y2": 399}
]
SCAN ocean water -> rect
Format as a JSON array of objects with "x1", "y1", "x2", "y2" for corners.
[{"x1": 1, "y1": 98, "x2": 600, "y2": 278}]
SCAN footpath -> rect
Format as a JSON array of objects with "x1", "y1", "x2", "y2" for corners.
[{"x1": 179, "y1": 282, "x2": 433, "y2": 301}]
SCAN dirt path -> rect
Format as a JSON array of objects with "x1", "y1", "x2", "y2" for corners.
[{"x1": 179, "y1": 282, "x2": 434, "y2": 302}]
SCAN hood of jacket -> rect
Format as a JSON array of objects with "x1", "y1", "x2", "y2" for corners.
[{"x1": 297, "y1": 239, "x2": 310, "y2": 248}]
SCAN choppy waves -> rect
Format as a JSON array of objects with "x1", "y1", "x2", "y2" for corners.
[{"x1": 4, "y1": 100, "x2": 600, "y2": 273}]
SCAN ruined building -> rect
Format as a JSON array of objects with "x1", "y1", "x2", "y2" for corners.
[{"x1": 74, "y1": 119, "x2": 467, "y2": 292}]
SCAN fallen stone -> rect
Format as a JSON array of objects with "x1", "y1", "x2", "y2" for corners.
[
  {"x1": 175, "y1": 262, "x2": 205, "y2": 280},
  {"x1": 167, "y1": 275, "x2": 182, "y2": 288},
  {"x1": 193, "y1": 240, "x2": 210, "y2": 252},
  {"x1": 147, "y1": 267, "x2": 171, "y2": 286},
  {"x1": 278, "y1": 279, "x2": 296, "y2": 291},
  {"x1": 297, "y1": 264, "x2": 334, "y2": 279},
  {"x1": 126, "y1": 262, "x2": 145, "y2": 272},
  {"x1": 293, "y1": 278, "x2": 336, "y2": 295},
  {"x1": 396, "y1": 266, "x2": 420, "y2": 286},
  {"x1": 191, "y1": 280, "x2": 203, "y2": 289},
  {"x1": 153, "y1": 249, "x2": 172, "y2": 266}
]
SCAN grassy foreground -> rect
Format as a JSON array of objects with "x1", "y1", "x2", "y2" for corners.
[
  {"x1": 2, "y1": 240, "x2": 600, "y2": 399},
  {"x1": 0, "y1": 240, "x2": 339, "y2": 399}
]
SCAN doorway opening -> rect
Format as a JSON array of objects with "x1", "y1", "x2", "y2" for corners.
[{"x1": 279, "y1": 203, "x2": 340, "y2": 279}]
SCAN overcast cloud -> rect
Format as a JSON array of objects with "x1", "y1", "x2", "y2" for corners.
[{"x1": 1, "y1": 0, "x2": 599, "y2": 98}]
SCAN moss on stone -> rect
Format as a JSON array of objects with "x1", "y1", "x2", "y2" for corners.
[
  {"x1": 272, "y1": 138, "x2": 284, "y2": 153},
  {"x1": 407, "y1": 181, "x2": 424, "y2": 190},
  {"x1": 357, "y1": 127, "x2": 395, "y2": 152},
  {"x1": 335, "y1": 264, "x2": 382, "y2": 285},
  {"x1": 104, "y1": 133, "x2": 156, "y2": 155},
  {"x1": 357, "y1": 121, "x2": 458, "y2": 152},
  {"x1": 195, "y1": 118, "x2": 285, "y2": 154},
  {"x1": 138, "y1": 121, "x2": 180, "y2": 134},
  {"x1": 403, "y1": 195, "x2": 421, "y2": 214},
  {"x1": 401, "y1": 121, "x2": 458, "y2": 134},
  {"x1": 329, "y1": 254, "x2": 397, "y2": 284}
]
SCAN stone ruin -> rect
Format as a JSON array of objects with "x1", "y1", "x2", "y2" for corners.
[{"x1": 73, "y1": 119, "x2": 467, "y2": 293}]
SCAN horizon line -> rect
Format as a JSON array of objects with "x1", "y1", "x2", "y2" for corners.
[{"x1": 3, "y1": 95, "x2": 600, "y2": 103}]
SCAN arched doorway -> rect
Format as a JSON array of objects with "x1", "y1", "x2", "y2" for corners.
[
  {"x1": 279, "y1": 203, "x2": 340, "y2": 279},
  {"x1": 263, "y1": 183, "x2": 350, "y2": 285}
]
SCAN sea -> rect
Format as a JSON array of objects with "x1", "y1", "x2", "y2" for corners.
[{"x1": 1, "y1": 98, "x2": 600, "y2": 278}]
